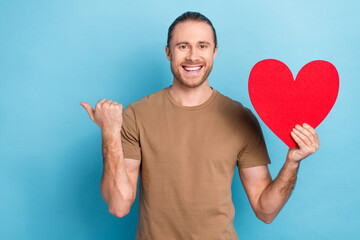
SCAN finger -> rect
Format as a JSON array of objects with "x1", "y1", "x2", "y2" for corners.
[
  {"x1": 303, "y1": 123, "x2": 319, "y2": 147},
  {"x1": 102, "y1": 99, "x2": 113, "y2": 107},
  {"x1": 290, "y1": 130, "x2": 307, "y2": 149},
  {"x1": 111, "y1": 101, "x2": 118, "y2": 105},
  {"x1": 302, "y1": 123, "x2": 315, "y2": 134},
  {"x1": 97, "y1": 98, "x2": 107, "y2": 106},
  {"x1": 95, "y1": 99, "x2": 107, "y2": 109},
  {"x1": 296, "y1": 124, "x2": 316, "y2": 145},
  {"x1": 80, "y1": 102, "x2": 95, "y2": 122},
  {"x1": 292, "y1": 127, "x2": 312, "y2": 148}
]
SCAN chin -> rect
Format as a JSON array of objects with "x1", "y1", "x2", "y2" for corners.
[{"x1": 179, "y1": 77, "x2": 207, "y2": 88}]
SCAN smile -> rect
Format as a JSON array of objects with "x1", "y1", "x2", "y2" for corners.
[{"x1": 182, "y1": 65, "x2": 203, "y2": 72}]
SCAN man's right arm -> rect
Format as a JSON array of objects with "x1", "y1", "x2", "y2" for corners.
[
  {"x1": 80, "y1": 99, "x2": 140, "y2": 218},
  {"x1": 100, "y1": 129, "x2": 140, "y2": 218}
]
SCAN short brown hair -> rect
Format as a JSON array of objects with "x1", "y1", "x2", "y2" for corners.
[{"x1": 167, "y1": 11, "x2": 218, "y2": 48}]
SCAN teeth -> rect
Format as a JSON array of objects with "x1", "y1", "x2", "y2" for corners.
[{"x1": 184, "y1": 66, "x2": 202, "y2": 71}]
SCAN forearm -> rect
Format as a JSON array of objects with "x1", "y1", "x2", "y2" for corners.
[
  {"x1": 100, "y1": 129, "x2": 134, "y2": 217},
  {"x1": 257, "y1": 160, "x2": 300, "y2": 223}
]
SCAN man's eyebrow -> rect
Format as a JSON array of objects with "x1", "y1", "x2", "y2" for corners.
[
  {"x1": 175, "y1": 41, "x2": 190, "y2": 46},
  {"x1": 174, "y1": 41, "x2": 211, "y2": 46},
  {"x1": 198, "y1": 41, "x2": 211, "y2": 45}
]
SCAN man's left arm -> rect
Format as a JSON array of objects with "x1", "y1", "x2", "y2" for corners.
[{"x1": 239, "y1": 123, "x2": 320, "y2": 224}]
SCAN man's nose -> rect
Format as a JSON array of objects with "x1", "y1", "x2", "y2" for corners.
[{"x1": 186, "y1": 48, "x2": 200, "y2": 61}]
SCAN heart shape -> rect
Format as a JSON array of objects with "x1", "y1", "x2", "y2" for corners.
[{"x1": 248, "y1": 59, "x2": 339, "y2": 148}]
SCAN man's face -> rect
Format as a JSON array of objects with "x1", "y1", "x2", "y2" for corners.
[{"x1": 166, "y1": 20, "x2": 218, "y2": 88}]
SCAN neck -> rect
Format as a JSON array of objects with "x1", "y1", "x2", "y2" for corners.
[{"x1": 168, "y1": 79, "x2": 213, "y2": 107}]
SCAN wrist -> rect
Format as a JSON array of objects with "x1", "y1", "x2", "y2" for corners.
[
  {"x1": 102, "y1": 126, "x2": 122, "y2": 135},
  {"x1": 285, "y1": 158, "x2": 300, "y2": 169}
]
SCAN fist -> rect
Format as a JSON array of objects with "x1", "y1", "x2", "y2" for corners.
[
  {"x1": 287, "y1": 123, "x2": 320, "y2": 163},
  {"x1": 80, "y1": 99, "x2": 123, "y2": 131}
]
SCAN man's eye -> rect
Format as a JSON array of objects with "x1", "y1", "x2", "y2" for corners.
[
  {"x1": 180, "y1": 45, "x2": 187, "y2": 49},
  {"x1": 199, "y1": 45, "x2": 206, "y2": 49}
]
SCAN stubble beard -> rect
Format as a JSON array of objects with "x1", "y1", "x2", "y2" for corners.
[{"x1": 170, "y1": 62, "x2": 214, "y2": 89}]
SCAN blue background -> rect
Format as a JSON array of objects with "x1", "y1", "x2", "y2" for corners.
[{"x1": 1, "y1": 0, "x2": 359, "y2": 239}]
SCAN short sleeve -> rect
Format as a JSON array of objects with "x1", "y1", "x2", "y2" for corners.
[
  {"x1": 121, "y1": 104, "x2": 141, "y2": 160},
  {"x1": 237, "y1": 108, "x2": 271, "y2": 168}
]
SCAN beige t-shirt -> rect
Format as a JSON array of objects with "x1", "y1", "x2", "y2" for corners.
[{"x1": 121, "y1": 86, "x2": 271, "y2": 240}]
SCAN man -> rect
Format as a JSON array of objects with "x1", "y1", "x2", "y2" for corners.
[{"x1": 80, "y1": 11, "x2": 319, "y2": 240}]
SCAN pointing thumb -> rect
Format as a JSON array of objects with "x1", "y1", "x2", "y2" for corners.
[{"x1": 80, "y1": 102, "x2": 95, "y2": 122}]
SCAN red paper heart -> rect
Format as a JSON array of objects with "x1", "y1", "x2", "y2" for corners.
[{"x1": 248, "y1": 59, "x2": 339, "y2": 148}]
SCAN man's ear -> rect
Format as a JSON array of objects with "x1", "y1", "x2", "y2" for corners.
[
  {"x1": 213, "y1": 45, "x2": 218, "y2": 61},
  {"x1": 165, "y1": 46, "x2": 171, "y2": 61}
]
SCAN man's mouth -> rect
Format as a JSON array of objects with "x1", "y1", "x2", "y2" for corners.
[{"x1": 182, "y1": 65, "x2": 203, "y2": 73}]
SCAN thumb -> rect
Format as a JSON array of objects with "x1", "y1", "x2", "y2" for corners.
[{"x1": 80, "y1": 102, "x2": 95, "y2": 122}]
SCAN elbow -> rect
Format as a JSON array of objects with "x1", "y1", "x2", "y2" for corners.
[
  {"x1": 108, "y1": 197, "x2": 134, "y2": 218},
  {"x1": 255, "y1": 211, "x2": 276, "y2": 224},
  {"x1": 100, "y1": 183, "x2": 135, "y2": 218},
  {"x1": 255, "y1": 199, "x2": 277, "y2": 224},
  {"x1": 256, "y1": 214, "x2": 274, "y2": 224},
  {"x1": 261, "y1": 217, "x2": 273, "y2": 224},
  {"x1": 109, "y1": 206, "x2": 131, "y2": 218}
]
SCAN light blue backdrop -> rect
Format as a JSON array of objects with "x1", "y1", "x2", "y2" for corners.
[{"x1": 1, "y1": 0, "x2": 359, "y2": 239}]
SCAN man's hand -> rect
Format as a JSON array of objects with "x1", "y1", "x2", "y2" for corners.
[
  {"x1": 80, "y1": 99, "x2": 123, "y2": 132},
  {"x1": 287, "y1": 123, "x2": 320, "y2": 163}
]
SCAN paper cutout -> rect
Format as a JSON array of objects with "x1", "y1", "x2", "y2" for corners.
[{"x1": 248, "y1": 59, "x2": 339, "y2": 148}]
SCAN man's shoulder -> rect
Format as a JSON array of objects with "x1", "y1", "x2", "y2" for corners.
[
  {"x1": 124, "y1": 87, "x2": 166, "y2": 113},
  {"x1": 215, "y1": 89, "x2": 250, "y2": 113},
  {"x1": 215, "y1": 89, "x2": 263, "y2": 134}
]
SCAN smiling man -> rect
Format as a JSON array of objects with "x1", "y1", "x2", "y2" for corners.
[
  {"x1": 81, "y1": 11, "x2": 319, "y2": 240},
  {"x1": 166, "y1": 19, "x2": 216, "y2": 90}
]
